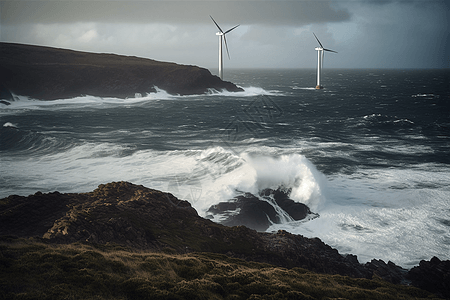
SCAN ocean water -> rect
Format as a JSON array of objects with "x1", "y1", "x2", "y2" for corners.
[{"x1": 1, "y1": 68, "x2": 449, "y2": 268}]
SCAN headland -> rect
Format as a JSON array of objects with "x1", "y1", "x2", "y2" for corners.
[{"x1": 0, "y1": 42, "x2": 243, "y2": 101}]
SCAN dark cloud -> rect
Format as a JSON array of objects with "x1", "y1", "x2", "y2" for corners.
[
  {"x1": 1, "y1": 0, "x2": 448, "y2": 68},
  {"x1": 1, "y1": 1, "x2": 350, "y2": 26}
]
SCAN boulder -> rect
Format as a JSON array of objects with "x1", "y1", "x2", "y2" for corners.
[
  {"x1": 208, "y1": 192, "x2": 279, "y2": 232},
  {"x1": 207, "y1": 188, "x2": 318, "y2": 232},
  {"x1": 261, "y1": 188, "x2": 312, "y2": 220}
]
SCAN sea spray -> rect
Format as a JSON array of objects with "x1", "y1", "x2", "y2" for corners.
[
  {"x1": 243, "y1": 153, "x2": 328, "y2": 212},
  {"x1": 183, "y1": 150, "x2": 328, "y2": 215}
]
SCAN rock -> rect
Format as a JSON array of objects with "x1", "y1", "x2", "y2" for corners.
[
  {"x1": 258, "y1": 230, "x2": 371, "y2": 278},
  {"x1": 0, "y1": 42, "x2": 243, "y2": 100},
  {"x1": 208, "y1": 192, "x2": 278, "y2": 232},
  {"x1": 364, "y1": 259, "x2": 409, "y2": 285},
  {"x1": 261, "y1": 188, "x2": 313, "y2": 221},
  {"x1": 207, "y1": 188, "x2": 318, "y2": 232},
  {"x1": 407, "y1": 256, "x2": 450, "y2": 298},
  {"x1": 0, "y1": 191, "x2": 80, "y2": 238}
]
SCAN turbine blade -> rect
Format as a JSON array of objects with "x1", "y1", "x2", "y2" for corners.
[
  {"x1": 223, "y1": 34, "x2": 231, "y2": 59},
  {"x1": 224, "y1": 24, "x2": 240, "y2": 34},
  {"x1": 313, "y1": 32, "x2": 323, "y2": 48},
  {"x1": 324, "y1": 48, "x2": 338, "y2": 53},
  {"x1": 210, "y1": 15, "x2": 224, "y2": 33}
]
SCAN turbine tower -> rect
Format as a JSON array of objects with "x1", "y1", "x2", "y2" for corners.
[
  {"x1": 313, "y1": 32, "x2": 337, "y2": 89},
  {"x1": 210, "y1": 15, "x2": 239, "y2": 80}
]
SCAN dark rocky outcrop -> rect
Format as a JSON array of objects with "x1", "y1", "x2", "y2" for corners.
[
  {"x1": 207, "y1": 193, "x2": 278, "y2": 232},
  {"x1": 207, "y1": 187, "x2": 318, "y2": 231},
  {"x1": 0, "y1": 42, "x2": 243, "y2": 100},
  {"x1": 1, "y1": 181, "x2": 448, "y2": 297},
  {"x1": 407, "y1": 256, "x2": 450, "y2": 299},
  {"x1": 364, "y1": 259, "x2": 409, "y2": 285}
]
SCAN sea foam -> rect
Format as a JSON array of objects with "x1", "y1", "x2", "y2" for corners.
[
  {"x1": 169, "y1": 149, "x2": 329, "y2": 216},
  {"x1": 0, "y1": 86, "x2": 280, "y2": 115}
]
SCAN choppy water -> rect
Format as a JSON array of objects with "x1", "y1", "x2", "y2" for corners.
[{"x1": 1, "y1": 68, "x2": 449, "y2": 268}]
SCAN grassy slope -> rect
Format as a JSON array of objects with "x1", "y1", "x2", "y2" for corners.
[{"x1": 0, "y1": 237, "x2": 438, "y2": 300}]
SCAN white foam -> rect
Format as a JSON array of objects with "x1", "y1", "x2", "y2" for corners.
[
  {"x1": 241, "y1": 153, "x2": 328, "y2": 211},
  {"x1": 207, "y1": 86, "x2": 283, "y2": 97},
  {"x1": 268, "y1": 164, "x2": 450, "y2": 268},
  {"x1": 170, "y1": 151, "x2": 329, "y2": 217},
  {"x1": 0, "y1": 86, "x2": 283, "y2": 115},
  {"x1": 2, "y1": 122, "x2": 17, "y2": 128},
  {"x1": 291, "y1": 86, "x2": 317, "y2": 90},
  {"x1": 0, "y1": 87, "x2": 175, "y2": 113},
  {"x1": 412, "y1": 93, "x2": 436, "y2": 98},
  {"x1": 21, "y1": 146, "x2": 326, "y2": 218}
]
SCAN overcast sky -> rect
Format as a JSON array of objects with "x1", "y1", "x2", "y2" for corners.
[{"x1": 1, "y1": 0, "x2": 449, "y2": 71}]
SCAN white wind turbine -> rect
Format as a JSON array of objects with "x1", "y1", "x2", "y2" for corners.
[
  {"x1": 210, "y1": 15, "x2": 239, "y2": 80},
  {"x1": 313, "y1": 32, "x2": 337, "y2": 89}
]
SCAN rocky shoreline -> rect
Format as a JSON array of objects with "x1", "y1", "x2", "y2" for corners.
[
  {"x1": 0, "y1": 42, "x2": 243, "y2": 102},
  {"x1": 1, "y1": 181, "x2": 448, "y2": 298}
]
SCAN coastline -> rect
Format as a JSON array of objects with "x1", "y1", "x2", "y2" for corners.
[{"x1": 1, "y1": 181, "x2": 448, "y2": 298}]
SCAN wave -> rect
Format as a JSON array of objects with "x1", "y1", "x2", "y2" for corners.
[
  {"x1": 0, "y1": 89, "x2": 174, "y2": 113},
  {"x1": 156, "y1": 148, "x2": 328, "y2": 215},
  {"x1": 3, "y1": 122, "x2": 17, "y2": 128},
  {"x1": 0, "y1": 123, "x2": 73, "y2": 153},
  {"x1": 238, "y1": 153, "x2": 328, "y2": 211},
  {"x1": 266, "y1": 162, "x2": 450, "y2": 268},
  {"x1": 359, "y1": 113, "x2": 415, "y2": 127},
  {"x1": 207, "y1": 86, "x2": 283, "y2": 97},
  {"x1": 411, "y1": 93, "x2": 438, "y2": 98},
  {"x1": 0, "y1": 86, "x2": 283, "y2": 114},
  {"x1": 0, "y1": 139, "x2": 328, "y2": 216},
  {"x1": 291, "y1": 86, "x2": 317, "y2": 90}
]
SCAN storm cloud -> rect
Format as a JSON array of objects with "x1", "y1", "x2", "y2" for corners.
[
  {"x1": 1, "y1": 0, "x2": 448, "y2": 69},
  {"x1": 1, "y1": 1, "x2": 350, "y2": 25}
]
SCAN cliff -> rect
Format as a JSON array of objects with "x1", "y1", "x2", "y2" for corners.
[
  {"x1": 0, "y1": 42, "x2": 243, "y2": 101},
  {"x1": 1, "y1": 182, "x2": 449, "y2": 298}
]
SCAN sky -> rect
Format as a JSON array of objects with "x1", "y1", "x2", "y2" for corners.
[{"x1": 1, "y1": 0, "x2": 449, "y2": 71}]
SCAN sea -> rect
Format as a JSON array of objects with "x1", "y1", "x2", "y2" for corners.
[{"x1": 1, "y1": 68, "x2": 449, "y2": 269}]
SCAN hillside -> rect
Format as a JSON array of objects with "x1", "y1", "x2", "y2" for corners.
[
  {"x1": 1, "y1": 182, "x2": 449, "y2": 298},
  {"x1": 0, "y1": 238, "x2": 435, "y2": 300},
  {"x1": 0, "y1": 43, "x2": 243, "y2": 101}
]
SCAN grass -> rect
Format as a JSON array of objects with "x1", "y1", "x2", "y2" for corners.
[{"x1": 0, "y1": 237, "x2": 440, "y2": 300}]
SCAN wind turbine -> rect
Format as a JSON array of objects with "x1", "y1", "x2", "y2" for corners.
[
  {"x1": 313, "y1": 32, "x2": 337, "y2": 89},
  {"x1": 210, "y1": 15, "x2": 239, "y2": 80}
]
